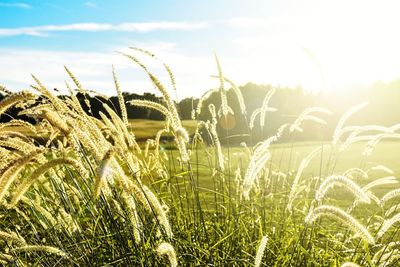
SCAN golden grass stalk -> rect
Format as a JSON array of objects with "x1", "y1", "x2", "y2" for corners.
[
  {"x1": 195, "y1": 88, "x2": 218, "y2": 116},
  {"x1": 0, "y1": 253, "x2": 13, "y2": 263},
  {"x1": 20, "y1": 196, "x2": 58, "y2": 228},
  {"x1": 115, "y1": 164, "x2": 162, "y2": 225},
  {"x1": 112, "y1": 65, "x2": 128, "y2": 126},
  {"x1": 121, "y1": 191, "x2": 141, "y2": 244},
  {"x1": 335, "y1": 123, "x2": 400, "y2": 149},
  {"x1": 42, "y1": 109, "x2": 70, "y2": 135},
  {"x1": 31, "y1": 74, "x2": 66, "y2": 112},
  {"x1": 221, "y1": 76, "x2": 246, "y2": 114},
  {"x1": 128, "y1": 100, "x2": 185, "y2": 157},
  {"x1": 214, "y1": 54, "x2": 233, "y2": 117},
  {"x1": 249, "y1": 108, "x2": 261, "y2": 129},
  {"x1": 157, "y1": 242, "x2": 178, "y2": 267},
  {"x1": 71, "y1": 126, "x2": 103, "y2": 161},
  {"x1": 64, "y1": 66, "x2": 95, "y2": 115},
  {"x1": 65, "y1": 81, "x2": 87, "y2": 116},
  {"x1": 0, "y1": 231, "x2": 26, "y2": 246},
  {"x1": 362, "y1": 176, "x2": 398, "y2": 192},
  {"x1": 315, "y1": 175, "x2": 370, "y2": 203},
  {"x1": 349, "y1": 191, "x2": 380, "y2": 213},
  {"x1": 381, "y1": 188, "x2": 400, "y2": 207},
  {"x1": 332, "y1": 102, "x2": 369, "y2": 145},
  {"x1": 385, "y1": 204, "x2": 400, "y2": 218},
  {"x1": 154, "y1": 128, "x2": 168, "y2": 158},
  {"x1": 57, "y1": 207, "x2": 80, "y2": 234},
  {"x1": 129, "y1": 46, "x2": 177, "y2": 92},
  {"x1": 208, "y1": 104, "x2": 224, "y2": 171},
  {"x1": 0, "y1": 119, "x2": 36, "y2": 134},
  {"x1": 0, "y1": 138, "x2": 35, "y2": 157},
  {"x1": 372, "y1": 242, "x2": 400, "y2": 266},
  {"x1": 369, "y1": 165, "x2": 394, "y2": 175},
  {"x1": 121, "y1": 52, "x2": 190, "y2": 162},
  {"x1": 289, "y1": 107, "x2": 331, "y2": 132},
  {"x1": 214, "y1": 54, "x2": 227, "y2": 115},
  {"x1": 64, "y1": 66, "x2": 87, "y2": 95},
  {"x1": 363, "y1": 133, "x2": 400, "y2": 156},
  {"x1": 99, "y1": 112, "x2": 125, "y2": 145},
  {"x1": 144, "y1": 139, "x2": 153, "y2": 158},
  {"x1": 241, "y1": 123, "x2": 289, "y2": 200},
  {"x1": 12, "y1": 245, "x2": 66, "y2": 257},
  {"x1": 128, "y1": 100, "x2": 172, "y2": 122},
  {"x1": 210, "y1": 75, "x2": 246, "y2": 115},
  {"x1": 339, "y1": 134, "x2": 376, "y2": 151},
  {"x1": 259, "y1": 88, "x2": 276, "y2": 128},
  {"x1": 142, "y1": 185, "x2": 172, "y2": 238},
  {"x1": 0, "y1": 148, "x2": 45, "y2": 203},
  {"x1": 120, "y1": 52, "x2": 180, "y2": 124},
  {"x1": 254, "y1": 235, "x2": 268, "y2": 267},
  {"x1": 10, "y1": 158, "x2": 85, "y2": 207},
  {"x1": 243, "y1": 147, "x2": 272, "y2": 200},
  {"x1": 0, "y1": 91, "x2": 37, "y2": 116},
  {"x1": 340, "y1": 262, "x2": 361, "y2": 267},
  {"x1": 130, "y1": 182, "x2": 152, "y2": 211},
  {"x1": 287, "y1": 146, "x2": 322, "y2": 211},
  {"x1": 174, "y1": 136, "x2": 189, "y2": 163},
  {"x1": 342, "y1": 168, "x2": 368, "y2": 180},
  {"x1": 86, "y1": 116, "x2": 114, "y2": 148},
  {"x1": 0, "y1": 131, "x2": 32, "y2": 143},
  {"x1": 0, "y1": 84, "x2": 12, "y2": 95},
  {"x1": 305, "y1": 205, "x2": 374, "y2": 244},
  {"x1": 378, "y1": 213, "x2": 400, "y2": 238},
  {"x1": 102, "y1": 104, "x2": 136, "y2": 149}
]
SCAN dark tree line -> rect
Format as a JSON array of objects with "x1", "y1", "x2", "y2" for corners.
[
  {"x1": 197, "y1": 81, "x2": 400, "y2": 144},
  {"x1": 1, "y1": 80, "x2": 400, "y2": 145}
]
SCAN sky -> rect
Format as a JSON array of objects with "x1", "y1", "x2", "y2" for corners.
[{"x1": 1, "y1": 0, "x2": 400, "y2": 98}]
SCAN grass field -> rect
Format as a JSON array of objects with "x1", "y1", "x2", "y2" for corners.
[
  {"x1": 3, "y1": 119, "x2": 197, "y2": 140},
  {"x1": 1, "y1": 54, "x2": 400, "y2": 266},
  {"x1": 3, "y1": 116, "x2": 400, "y2": 265},
  {"x1": 166, "y1": 140, "x2": 400, "y2": 205},
  {"x1": 130, "y1": 119, "x2": 197, "y2": 140}
]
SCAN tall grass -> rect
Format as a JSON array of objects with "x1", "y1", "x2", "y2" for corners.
[{"x1": 0, "y1": 48, "x2": 399, "y2": 266}]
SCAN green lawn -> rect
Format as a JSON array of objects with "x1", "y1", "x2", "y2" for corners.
[
  {"x1": 172, "y1": 140, "x2": 400, "y2": 205},
  {"x1": 130, "y1": 119, "x2": 197, "y2": 140},
  {"x1": 3, "y1": 119, "x2": 198, "y2": 140}
]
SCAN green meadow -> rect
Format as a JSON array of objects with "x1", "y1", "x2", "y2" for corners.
[{"x1": 0, "y1": 50, "x2": 399, "y2": 267}]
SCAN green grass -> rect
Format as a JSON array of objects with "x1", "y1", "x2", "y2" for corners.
[
  {"x1": 177, "y1": 140, "x2": 400, "y2": 193},
  {"x1": 1, "y1": 51, "x2": 400, "y2": 266},
  {"x1": 130, "y1": 119, "x2": 197, "y2": 140},
  {"x1": 3, "y1": 119, "x2": 198, "y2": 140}
]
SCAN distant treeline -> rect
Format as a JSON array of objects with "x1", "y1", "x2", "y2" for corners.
[{"x1": 1, "y1": 80, "x2": 400, "y2": 144}]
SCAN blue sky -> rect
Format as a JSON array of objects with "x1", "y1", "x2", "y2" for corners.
[{"x1": 1, "y1": 0, "x2": 400, "y2": 98}]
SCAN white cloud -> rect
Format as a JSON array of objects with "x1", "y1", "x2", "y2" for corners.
[
  {"x1": 227, "y1": 16, "x2": 295, "y2": 29},
  {"x1": 0, "y1": 21, "x2": 208, "y2": 37},
  {"x1": 0, "y1": 2, "x2": 31, "y2": 9},
  {"x1": 84, "y1": 2, "x2": 97, "y2": 8},
  {"x1": 3, "y1": 35, "x2": 400, "y2": 101},
  {"x1": 4, "y1": 0, "x2": 400, "y2": 100},
  {"x1": 0, "y1": 44, "x2": 217, "y2": 99}
]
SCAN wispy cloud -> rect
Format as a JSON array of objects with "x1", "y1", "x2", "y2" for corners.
[
  {"x1": 227, "y1": 17, "x2": 273, "y2": 28},
  {"x1": 0, "y1": 45, "x2": 216, "y2": 98},
  {"x1": 227, "y1": 16, "x2": 300, "y2": 30},
  {"x1": 0, "y1": 2, "x2": 31, "y2": 9},
  {"x1": 84, "y1": 2, "x2": 97, "y2": 8},
  {"x1": 0, "y1": 21, "x2": 208, "y2": 37}
]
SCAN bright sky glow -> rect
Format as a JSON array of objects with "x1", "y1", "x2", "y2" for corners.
[{"x1": 1, "y1": 0, "x2": 400, "y2": 98}]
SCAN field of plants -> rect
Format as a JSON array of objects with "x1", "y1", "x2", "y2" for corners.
[{"x1": 0, "y1": 49, "x2": 400, "y2": 266}]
